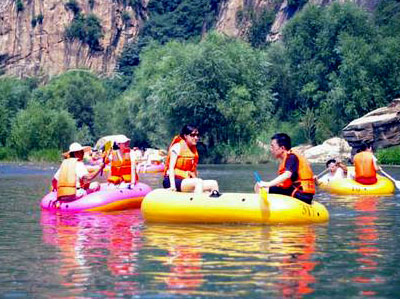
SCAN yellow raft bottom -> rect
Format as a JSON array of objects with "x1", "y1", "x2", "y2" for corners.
[
  {"x1": 319, "y1": 175, "x2": 394, "y2": 195},
  {"x1": 141, "y1": 189, "x2": 329, "y2": 225}
]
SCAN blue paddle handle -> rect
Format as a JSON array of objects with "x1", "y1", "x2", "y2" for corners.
[{"x1": 253, "y1": 171, "x2": 262, "y2": 183}]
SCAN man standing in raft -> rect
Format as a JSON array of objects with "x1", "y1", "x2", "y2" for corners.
[
  {"x1": 255, "y1": 133, "x2": 315, "y2": 204},
  {"x1": 52, "y1": 142, "x2": 104, "y2": 201},
  {"x1": 163, "y1": 124, "x2": 219, "y2": 194},
  {"x1": 353, "y1": 142, "x2": 381, "y2": 185},
  {"x1": 106, "y1": 135, "x2": 138, "y2": 187}
]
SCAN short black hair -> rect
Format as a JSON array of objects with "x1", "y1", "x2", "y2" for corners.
[
  {"x1": 326, "y1": 159, "x2": 336, "y2": 168},
  {"x1": 271, "y1": 133, "x2": 291, "y2": 150},
  {"x1": 359, "y1": 141, "x2": 372, "y2": 152},
  {"x1": 180, "y1": 124, "x2": 198, "y2": 138}
]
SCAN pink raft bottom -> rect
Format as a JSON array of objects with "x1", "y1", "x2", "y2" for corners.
[
  {"x1": 41, "y1": 182, "x2": 152, "y2": 212},
  {"x1": 137, "y1": 163, "x2": 165, "y2": 174}
]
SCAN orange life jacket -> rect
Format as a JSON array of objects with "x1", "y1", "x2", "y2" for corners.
[
  {"x1": 277, "y1": 150, "x2": 315, "y2": 195},
  {"x1": 57, "y1": 158, "x2": 77, "y2": 199},
  {"x1": 354, "y1": 151, "x2": 376, "y2": 180},
  {"x1": 108, "y1": 149, "x2": 138, "y2": 184},
  {"x1": 164, "y1": 136, "x2": 199, "y2": 179}
]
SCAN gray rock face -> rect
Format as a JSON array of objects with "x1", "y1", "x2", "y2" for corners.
[
  {"x1": 342, "y1": 99, "x2": 400, "y2": 152},
  {"x1": 293, "y1": 137, "x2": 351, "y2": 164}
]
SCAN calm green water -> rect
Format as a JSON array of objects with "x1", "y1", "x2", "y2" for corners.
[{"x1": 1, "y1": 163, "x2": 400, "y2": 298}]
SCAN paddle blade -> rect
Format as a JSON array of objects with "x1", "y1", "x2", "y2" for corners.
[
  {"x1": 259, "y1": 186, "x2": 268, "y2": 201},
  {"x1": 104, "y1": 140, "x2": 112, "y2": 152},
  {"x1": 253, "y1": 171, "x2": 262, "y2": 183}
]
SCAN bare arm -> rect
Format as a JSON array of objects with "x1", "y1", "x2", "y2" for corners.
[
  {"x1": 258, "y1": 171, "x2": 292, "y2": 188},
  {"x1": 168, "y1": 148, "x2": 179, "y2": 191}
]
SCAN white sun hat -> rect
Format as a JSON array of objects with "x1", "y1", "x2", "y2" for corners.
[
  {"x1": 69, "y1": 142, "x2": 85, "y2": 153},
  {"x1": 116, "y1": 135, "x2": 131, "y2": 144}
]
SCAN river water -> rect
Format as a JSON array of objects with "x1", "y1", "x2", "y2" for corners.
[{"x1": 1, "y1": 163, "x2": 400, "y2": 298}]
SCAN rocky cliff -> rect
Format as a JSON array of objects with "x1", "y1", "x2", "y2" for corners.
[
  {"x1": 0, "y1": 0, "x2": 145, "y2": 77},
  {"x1": 342, "y1": 99, "x2": 400, "y2": 152},
  {"x1": 0, "y1": 0, "x2": 381, "y2": 77}
]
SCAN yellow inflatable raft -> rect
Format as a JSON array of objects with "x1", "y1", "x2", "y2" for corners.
[
  {"x1": 319, "y1": 175, "x2": 394, "y2": 195},
  {"x1": 141, "y1": 189, "x2": 329, "y2": 225}
]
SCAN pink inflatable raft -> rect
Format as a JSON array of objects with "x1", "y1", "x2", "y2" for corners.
[
  {"x1": 41, "y1": 182, "x2": 152, "y2": 212},
  {"x1": 137, "y1": 163, "x2": 165, "y2": 174}
]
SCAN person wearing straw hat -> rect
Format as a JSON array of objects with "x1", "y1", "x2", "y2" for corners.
[
  {"x1": 52, "y1": 142, "x2": 104, "y2": 200},
  {"x1": 106, "y1": 135, "x2": 138, "y2": 188}
]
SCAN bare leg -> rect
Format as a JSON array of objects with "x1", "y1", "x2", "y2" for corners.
[
  {"x1": 202, "y1": 180, "x2": 219, "y2": 192},
  {"x1": 181, "y1": 178, "x2": 203, "y2": 194}
]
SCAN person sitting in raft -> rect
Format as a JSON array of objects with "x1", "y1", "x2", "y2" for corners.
[
  {"x1": 353, "y1": 141, "x2": 381, "y2": 185},
  {"x1": 106, "y1": 135, "x2": 138, "y2": 188},
  {"x1": 315, "y1": 159, "x2": 347, "y2": 185},
  {"x1": 52, "y1": 142, "x2": 104, "y2": 201},
  {"x1": 163, "y1": 124, "x2": 219, "y2": 194},
  {"x1": 255, "y1": 133, "x2": 315, "y2": 205}
]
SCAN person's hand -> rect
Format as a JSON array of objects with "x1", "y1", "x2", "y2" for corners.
[
  {"x1": 258, "y1": 181, "x2": 270, "y2": 188},
  {"x1": 168, "y1": 187, "x2": 177, "y2": 192}
]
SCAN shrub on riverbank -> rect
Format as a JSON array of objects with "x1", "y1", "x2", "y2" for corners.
[
  {"x1": 377, "y1": 146, "x2": 400, "y2": 165},
  {"x1": 0, "y1": 147, "x2": 17, "y2": 161},
  {"x1": 28, "y1": 149, "x2": 62, "y2": 163}
]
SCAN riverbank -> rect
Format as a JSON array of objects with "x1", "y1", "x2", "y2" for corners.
[{"x1": 1, "y1": 144, "x2": 400, "y2": 165}]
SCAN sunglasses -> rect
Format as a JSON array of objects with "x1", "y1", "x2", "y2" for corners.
[{"x1": 189, "y1": 132, "x2": 199, "y2": 137}]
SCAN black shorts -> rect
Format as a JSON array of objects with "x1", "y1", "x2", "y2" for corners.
[
  {"x1": 163, "y1": 176, "x2": 183, "y2": 191},
  {"x1": 269, "y1": 186, "x2": 313, "y2": 205}
]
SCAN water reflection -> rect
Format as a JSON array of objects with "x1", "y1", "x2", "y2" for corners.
[
  {"x1": 351, "y1": 196, "x2": 385, "y2": 296},
  {"x1": 142, "y1": 223, "x2": 324, "y2": 297},
  {"x1": 40, "y1": 210, "x2": 143, "y2": 297}
]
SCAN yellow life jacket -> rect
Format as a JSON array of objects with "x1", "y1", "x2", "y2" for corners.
[{"x1": 57, "y1": 158, "x2": 77, "y2": 199}]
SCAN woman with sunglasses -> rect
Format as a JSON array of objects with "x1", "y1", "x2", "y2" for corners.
[{"x1": 163, "y1": 124, "x2": 219, "y2": 194}]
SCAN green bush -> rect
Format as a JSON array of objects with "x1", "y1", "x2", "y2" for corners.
[
  {"x1": 28, "y1": 149, "x2": 62, "y2": 163},
  {"x1": 65, "y1": 13, "x2": 103, "y2": 51},
  {"x1": 0, "y1": 147, "x2": 17, "y2": 161},
  {"x1": 8, "y1": 102, "x2": 77, "y2": 159},
  {"x1": 376, "y1": 146, "x2": 400, "y2": 165}
]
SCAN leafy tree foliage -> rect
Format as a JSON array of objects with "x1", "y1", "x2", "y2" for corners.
[
  {"x1": 116, "y1": 33, "x2": 275, "y2": 158},
  {"x1": 141, "y1": 0, "x2": 221, "y2": 44},
  {"x1": 9, "y1": 102, "x2": 76, "y2": 158},
  {"x1": 0, "y1": 77, "x2": 37, "y2": 146},
  {"x1": 32, "y1": 70, "x2": 106, "y2": 140}
]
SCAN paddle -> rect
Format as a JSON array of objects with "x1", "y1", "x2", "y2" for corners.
[
  {"x1": 380, "y1": 169, "x2": 400, "y2": 190},
  {"x1": 253, "y1": 171, "x2": 268, "y2": 201},
  {"x1": 316, "y1": 168, "x2": 329, "y2": 179},
  {"x1": 101, "y1": 140, "x2": 112, "y2": 176}
]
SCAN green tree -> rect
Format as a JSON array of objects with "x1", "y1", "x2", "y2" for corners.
[
  {"x1": 116, "y1": 33, "x2": 275, "y2": 158},
  {"x1": 33, "y1": 70, "x2": 106, "y2": 139},
  {"x1": 0, "y1": 77, "x2": 37, "y2": 146},
  {"x1": 9, "y1": 102, "x2": 76, "y2": 158}
]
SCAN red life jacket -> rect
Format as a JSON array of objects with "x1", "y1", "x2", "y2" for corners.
[
  {"x1": 277, "y1": 150, "x2": 315, "y2": 195},
  {"x1": 164, "y1": 136, "x2": 199, "y2": 179}
]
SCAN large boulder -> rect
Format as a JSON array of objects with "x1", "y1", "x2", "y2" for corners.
[
  {"x1": 293, "y1": 137, "x2": 352, "y2": 164},
  {"x1": 342, "y1": 99, "x2": 400, "y2": 152}
]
